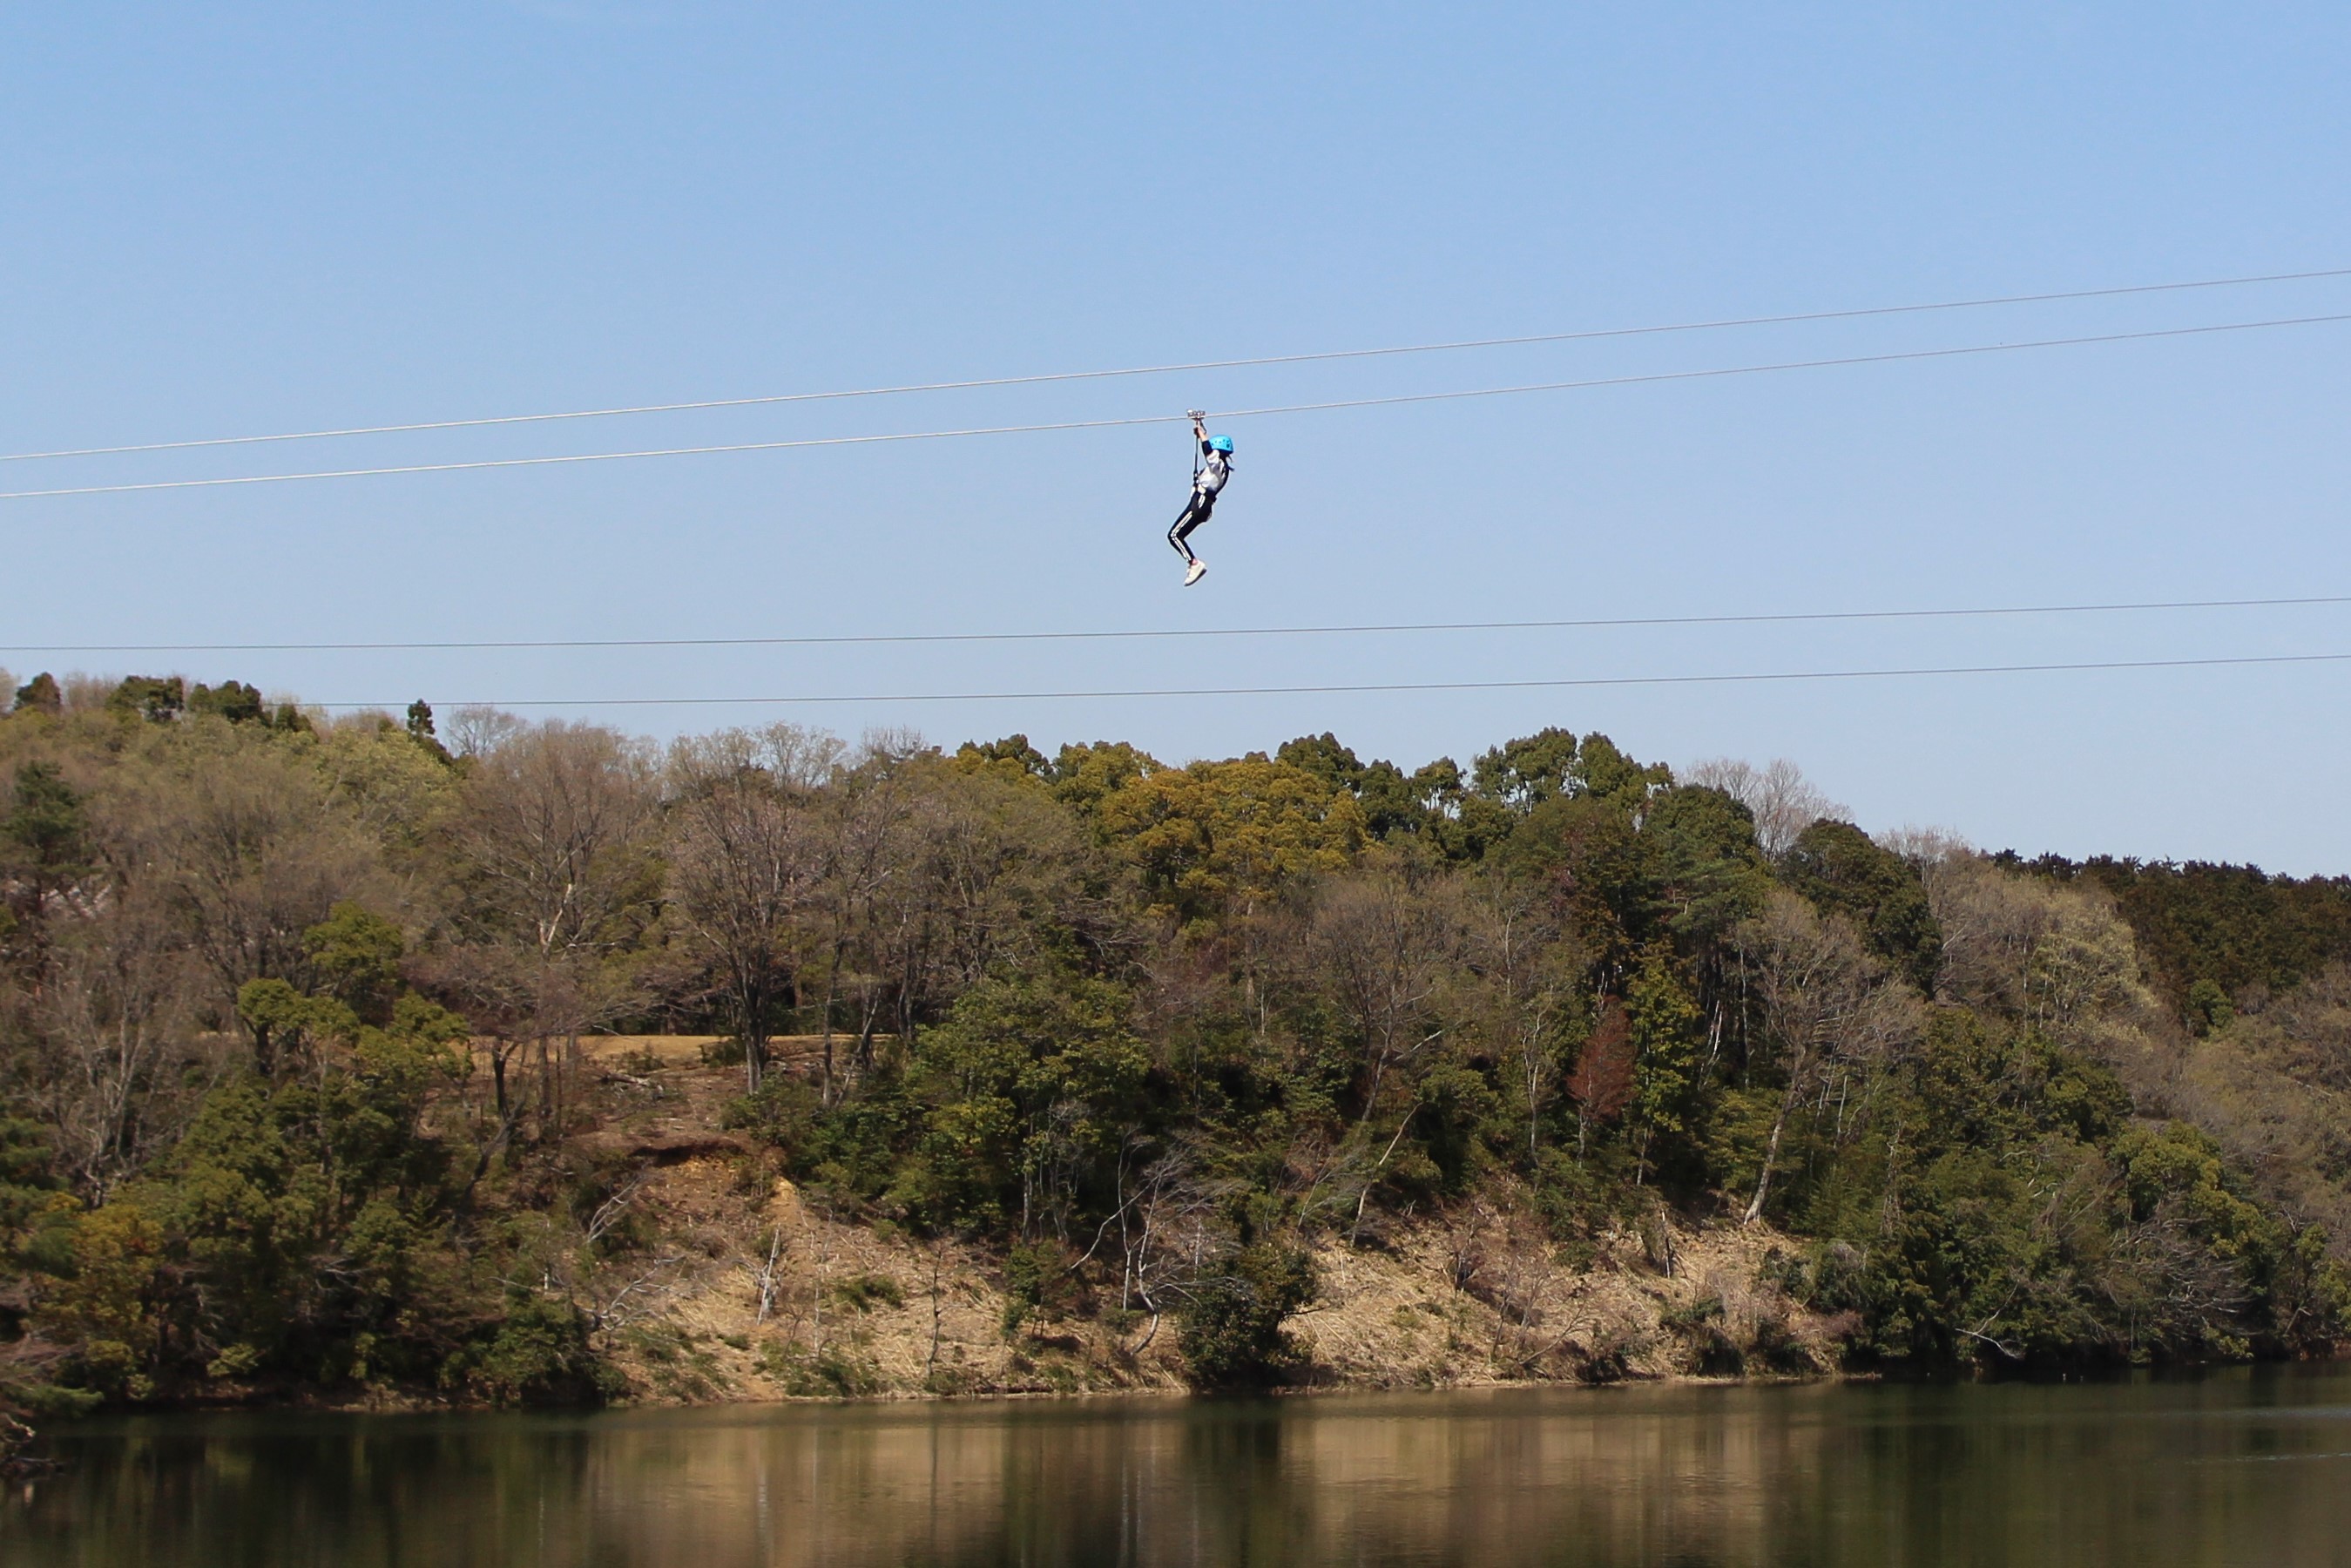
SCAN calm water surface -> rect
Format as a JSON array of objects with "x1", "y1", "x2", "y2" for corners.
[{"x1": 9, "y1": 1364, "x2": 2351, "y2": 1566}]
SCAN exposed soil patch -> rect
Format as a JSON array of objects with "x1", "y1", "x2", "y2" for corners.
[{"x1": 556, "y1": 1044, "x2": 1844, "y2": 1405}]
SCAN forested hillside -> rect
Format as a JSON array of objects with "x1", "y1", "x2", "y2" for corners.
[{"x1": 1, "y1": 669, "x2": 2346, "y2": 1425}]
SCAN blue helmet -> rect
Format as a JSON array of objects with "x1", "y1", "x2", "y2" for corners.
[{"x1": 1207, "y1": 434, "x2": 1235, "y2": 454}]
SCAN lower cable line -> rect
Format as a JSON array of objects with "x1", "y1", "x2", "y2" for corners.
[
  {"x1": 314, "y1": 648, "x2": 2351, "y2": 711},
  {"x1": 9, "y1": 594, "x2": 2341, "y2": 658},
  {"x1": 6, "y1": 591, "x2": 2348, "y2": 656}
]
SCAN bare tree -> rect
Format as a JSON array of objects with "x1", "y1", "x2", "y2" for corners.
[
  {"x1": 665, "y1": 726, "x2": 834, "y2": 1091},
  {"x1": 918, "y1": 767, "x2": 1091, "y2": 990},
  {"x1": 1683, "y1": 757, "x2": 1848, "y2": 858},
  {"x1": 436, "y1": 720, "x2": 662, "y2": 1138},
  {"x1": 444, "y1": 706, "x2": 526, "y2": 761},
  {"x1": 1460, "y1": 873, "x2": 1585, "y2": 1161},
  {"x1": 807, "y1": 751, "x2": 928, "y2": 1093},
  {"x1": 1304, "y1": 869, "x2": 1466, "y2": 1126},
  {"x1": 1927, "y1": 855, "x2": 2154, "y2": 1050},
  {"x1": 117, "y1": 729, "x2": 386, "y2": 1024},
  {"x1": 1117, "y1": 1143, "x2": 1231, "y2": 1348},
  {"x1": 1733, "y1": 889, "x2": 1924, "y2": 1224},
  {"x1": 24, "y1": 883, "x2": 218, "y2": 1200}
]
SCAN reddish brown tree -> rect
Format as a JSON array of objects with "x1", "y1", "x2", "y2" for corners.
[{"x1": 1567, "y1": 999, "x2": 1634, "y2": 1153}]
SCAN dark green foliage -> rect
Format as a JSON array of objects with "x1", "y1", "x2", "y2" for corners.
[
  {"x1": 453, "y1": 1295, "x2": 618, "y2": 1406},
  {"x1": 0, "y1": 1119, "x2": 70, "y2": 1355},
  {"x1": 1643, "y1": 786, "x2": 1774, "y2": 949},
  {"x1": 723, "y1": 1074, "x2": 821, "y2": 1158},
  {"x1": 1773, "y1": 1006, "x2": 2345, "y2": 1367},
  {"x1": 1274, "y1": 733, "x2": 1366, "y2": 794},
  {"x1": 0, "y1": 760, "x2": 92, "y2": 953},
  {"x1": 956, "y1": 733, "x2": 1053, "y2": 781},
  {"x1": 1501, "y1": 772, "x2": 1762, "y2": 971},
  {"x1": 187, "y1": 680, "x2": 265, "y2": 724},
  {"x1": 828, "y1": 1272, "x2": 906, "y2": 1313},
  {"x1": 1624, "y1": 949, "x2": 1706, "y2": 1181},
  {"x1": 1280, "y1": 732, "x2": 1522, "y2": 844},
  {"x1": 89, "y1": 674, "x2": 302, "y2": 733},
  {"x1": 2186, "y1": 977, "x2": 2233, "y2": 1036},
  {"x1": 235, "y1": 978, "x2": 354, "y2": 1072},
  {"x1": 24, "y1": 960, "x2": 618, "y2": 1408},
  {"x1": 403, "y1": 701, "x2": 455, "y2": 765},
  {"x1": 1472, "y1": 727, "x2": 1584, "y2": 812},
  {"x1": 790, "y1": 1075, "x2": 921, "y2": 1203},
  {"x1": 1355, "y1": 760, "x2": 1438, "y2": 840},
  {"x1": 10, "y1": 672, "x2": 61, "y2": 716},
  {"x1": 892, "y1": 969, "x2": 1151, "y2": 1235},
  {"x1": 135, "y1": 1016, "x2": 470, "y2": 1386},
  {"x1": 1784, "y1": 821, "x2": 1943, "y2": 992},
  {"x1": 999, "y1": 1240, "x2": 1064, "y2": 1331},
  {"x1": 1, "y1": 762, "x2": 90, "y2": 884},
  {"x1": 302, "y1": 903, "x2": 408, "y2": 1027},
  {"x1": 2019, "y1": 855, "x2": 2351, "y2": 1019},
  {"x1": 1176, "y1": 1242, "x2": 1315, "y2": 1388},
  {"x1": 1415, "y1": 1058, "x2": 1502, "y2": 1189},
  {"x1": 105, "y1": 676, "x2": 184, "y2": 724}
]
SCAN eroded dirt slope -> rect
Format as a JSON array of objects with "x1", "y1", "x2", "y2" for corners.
[{"x1": 565, "y1": 1039, "x2": 1845, "y2": 1404}]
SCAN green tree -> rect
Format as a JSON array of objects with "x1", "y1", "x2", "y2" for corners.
[
  {"x1": 1177, "y1": 1240, "x2": 1315, "y2": 1387},
  {"x1": 187, "y1": 680, "x2": 265, "y2": 724},
  {"x1": 404, "y1": 700, "x2": 454, "y2": 764},
  {"x1": 11, "y1": 672, "x2": 62, "y2": 716},
  {"x1": 302, "y1": 903, "x2": 408, "y2": 1028},
  {"x1": 1624, "y1": 949, "x2": 1704, "y2": 1183},
  {"x1": 131, "y1": 990, "x2": 471, "y2": 1388},
  {"x1": 1472, "y1": 727, "x2": 1583, "y2": 812},
  {"x1": 895, "y1": 970, "x2": 1151, "y2": 1240},
  {"x1": 954, "y1": 733, "x2": 1053, "y2": 785},
  {"x1": 1095, "y1": 757, "x2": 1364, "y2": 925},
  {"x1": 1643, "y1": 785, "x2": 1773, "y2": 951},
  {"x1": 1048, "y1": 740, "x2": 1160, "y2": 817},
  {"x1": 1275, "y1": 733, "x2": 1367, "y2": 794},
  {"x1": 1784, "y1": 821, "x2": 1944, "y2": 993},
  {"x1": 106, "y1": 676, "x2": 185, "y2": 724},
  {"x1": 0, "y1": 760, "x2": 94, "y2": 956}
]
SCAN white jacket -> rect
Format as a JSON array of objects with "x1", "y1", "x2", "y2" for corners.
[{"x1": 1195, "y1": 443, "x2": 1231, "y2": 495}]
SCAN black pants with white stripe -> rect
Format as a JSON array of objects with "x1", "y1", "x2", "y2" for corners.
[{"x1": 1168, "y1": 487, "x2": 1218, "y2": 561}]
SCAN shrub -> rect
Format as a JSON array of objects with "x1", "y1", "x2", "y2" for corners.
[
  {"x1": 1177, "y1": 1242, "x2": 1316, "y2": 1389},
  {"x1": 760, "y1": 1341, "x2": 884, "y2": 1398},
  {"x1": 455, "y1": 1296, "x2": 618, "y2": 1407},
  {"x1": 828, "y1": 1273, "x2": 906, "y2": 1313}
]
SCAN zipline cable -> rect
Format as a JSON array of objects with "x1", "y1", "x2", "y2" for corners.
[
  {"x1": 8, "y1": 312, "x2": 2348, "y2": 503},
  {"x1": 8, "y1": 591, "x2": 2348, "y2": 656},
  {"x1": 9, "y1": 264, "x2": 2349, "y2": 466},
  {"x1": 301, "y1": 649, "x2": 2351, "y2": 710}
]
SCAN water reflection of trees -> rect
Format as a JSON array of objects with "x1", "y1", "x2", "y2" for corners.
[{"x1": 13, "y1": 1376, "x2": 2351, "y2": 1566}]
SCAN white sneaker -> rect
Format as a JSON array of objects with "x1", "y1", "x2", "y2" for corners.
[{"x1": 1184, "y1": 558, "x2": 1208, "y2": 586}]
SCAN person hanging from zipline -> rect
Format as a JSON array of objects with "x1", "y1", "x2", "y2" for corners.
[{"x1": 1167, "y1": 410, "x2": 1233, "y2": 586}]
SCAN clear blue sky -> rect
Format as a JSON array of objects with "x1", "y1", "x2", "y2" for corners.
[{"x1": 6, "y1": 3, "x2": 2351, "y2": 868}]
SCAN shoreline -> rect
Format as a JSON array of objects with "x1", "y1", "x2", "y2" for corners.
[
  {"x1": 33, "y1": 1331, "x2": 2347, "y2": 1429},
  {"x1": 37, "y1": 1353, "x2": 2351, "y2": 1434}
]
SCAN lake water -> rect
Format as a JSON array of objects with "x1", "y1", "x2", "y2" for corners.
[{"x1": 9, "y1": 1365, "x2": 2351, "y2": 1566}]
